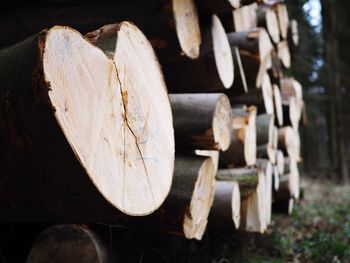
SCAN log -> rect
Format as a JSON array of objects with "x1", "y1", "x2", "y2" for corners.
[
  {"x1": 216, "y1": 167, "x2": 259, "y2": 198},
  {"x1": 256, "y1": 113, "x2": 274, "y2": 146},
  {"x1": 208, "y1": 181, "x2": 241, "y2": 232},
  {"x1": 170, "y1": 93, "x2": 232, "y2": 151},
  {"x1": 275, "y1": 3, "x2": 289, "y2": 39},
  {"x1": 163, "y1": 15, "x2": 234, "y2": 92},
  {"x1": 0, "y1": 0, "x2": 201, "y2": 60},
  {"x1": 195, "y1": 150, "x2": 220, "y2": 175},
  {"x1": 276, "y1": 150, "x2": 285, "y2": 175},
  {"x1": 277, "y1": 41, "x2": 291, "y2": 68},
  {"x1": 268, "y1": 49, "x2": 283, "y2": 85},
  {"x1": 289, "y1": 157, "x2": 300, "y2": 200},
  {"x1": 227, "y1": 28, "x2": 273, "y2": 88},
  {"x1": 282, "y1": 96, "x2": 302, "y2": 130},
  {"x1": 256, "y1": 159, "x2": 273, "y2": 225},
  {"x1": 280, "y1": 77, "x2": 303, "y2": 102},
  {"x1": 273, "y1": 165, "x2": 280, "y2": 191},
  {"x1": 220, "y1": 106, "x2": 257, "y2": 167},
  {"x1": 257, "y1": 5, "x2": 281, "y2": 44},
  {"x1": 272, "y1": 126, "x2": 279, "y2": 150},
  {"x1": 123, "y1": 155, "x2": 216, "y2": 240},
  {"x1": 233, "y1": 3, "x2": 258, "y2": 32},
  {"x1": 231, "y1": 46, "x2": 249, "y2": 95},
  {"x1": 27, "y1": 224, "x2": 114, "y2": 263},
  {"x1": 239, "y1": 169, "x2": 267, "y2": 233},
  {"x1": 0, "y1": 25, "x2": 174, "y2": 220},
  {"x1": 229, "y1": 73, "x2": 274, "y2": 115},
  {"x1": 256, "y1": 144, "x2": 276, "y2": 164},
  {"x1": 278, "y1": 127, "x2": 298, "y2": 159},
  {"x1": 273, "y1": 84, "x2": 284, "y2": 126}
]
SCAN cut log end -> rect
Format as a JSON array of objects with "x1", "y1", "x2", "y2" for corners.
[
  {"x1": 213, "y1": 95, "x2": 234, "y2": 151},
  {"x1": 46, "y1": 25, "x2": 174, "y2": 216},
  {"x1": 277, "y1": 41, "x2": 291, "y2": 68},
  {"x1": 212, "y1": 15, "x2": 234, "y2": 89},
  {"x1": 232, "y1": 181, "x2": 241, "y2": 228},
  {"x1": 173, "y1": 0, "x2": 201, "y2": 59},
  {"x1": 183, "y1": 157, "x2": 216, "y2": 240},
  {"x1": 27, "y1": 225, "x2": 109, "y2": 263},
  {"x1": 276, "y1": 3, "x2": 289, "y2": 39},
  {"x1": 261, "y1": 73, "x2": 274, "y2": 114},
  {"x1": 265, "y1": 8, "x2": 281, "y2": 44},
  {"x1": 244, "y1": 107, "x2": 257, "y2": 166}
]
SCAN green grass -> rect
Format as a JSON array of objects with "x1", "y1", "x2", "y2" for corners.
[
  {"x1": 219, "y1": 179, "x2": 350, "y2": 263},
  {"x1": 215, "y1": 181, "x2": 350, "y2": 263}
]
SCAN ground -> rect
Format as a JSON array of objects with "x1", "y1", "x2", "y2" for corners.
[{"x1": 217, "y1": 178, "x2": 350, "y2": 263}]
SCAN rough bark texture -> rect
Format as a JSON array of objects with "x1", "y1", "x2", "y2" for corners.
[
  {"x1": 170, "y1": 93, "x2": 232, "y2": 151},
  {"x1": 121, "y1": 155, "x2": 216, "y2": 240},
  {"x1": 163, "y1": 15, "x2": 234, "y2": 93},
  {"x1": 0, "y1": 0, "x2": 201, "y2": 61}
]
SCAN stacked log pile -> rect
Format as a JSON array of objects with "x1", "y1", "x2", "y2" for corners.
[{"x1": 0, "y1": 0, "x2": 306, "y2": 260}]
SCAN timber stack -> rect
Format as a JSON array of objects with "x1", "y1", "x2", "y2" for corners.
[{"x1": 0, "y1": 0, "x2": 306, "y2": 260}]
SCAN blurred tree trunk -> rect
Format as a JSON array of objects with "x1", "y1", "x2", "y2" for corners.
[{"x1": 321, "y1": 0, "x2": 349, "y2": 183}]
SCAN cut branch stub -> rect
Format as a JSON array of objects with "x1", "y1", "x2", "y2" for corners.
[
  {"x1": 288, "y1": 19, "x2": 299, "y2": 52},
  {"x1": 170, "y1": 93, "x2": 232, "y2": 151},
  {"x1": 86, "y1": 22, "x2": 175, "y2": 215}
]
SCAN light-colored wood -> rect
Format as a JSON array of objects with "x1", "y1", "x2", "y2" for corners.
[
  {"x1": 278, "y1": 127, "x2": 298, "y2": 160},
  {"x1": 220, "y1": 106, "x2": 257, "y2": 167},
  {"x1": 256, "y1": 159, "x2": 273, "y2": 225},
  {"x1": 0, "y1": 25, "x2": 174, "y2": 221},
  {"x1": 233, "y1": 3, "x2": 258, "y2": 32},
  {"x1": 183, "y1": 156, "x2": 216, "y2": 239},
  {"x1": 261, "y1": 73, "x2": 275, "y2": 114},
  {"x1": 195, "y1": 150, "x2": 220, "y2": 175},
  {"x1": 86, "y1": 22, "x2": 175, "y2": 215},
  {"x1": 276, "y1": 150, "x2": 285, "y2": 175},
  {"x1": 280, "y1": 77, "x2": 303, "y2": 102},
  {"x1": 162, "y1": 15, "x2": 234, "y2": 92},
  {"x1": 257, "y1": 5, "x2": 281, "y2": 43},
  {"x1": 273, "y1": 165, "x2": 280, "y2": 191},
  {"x1": 240, "y1": 169, "x2": 267, "y2": 233},
  {"x1": 282, "y1": 96, "x2": 303, "y2": 130},
  {"x1": 273, "y1": 84, "x2": 284, "y2": 126},
  {"x1": 130, "y1": 155, "x2": 216, "y2": 240},
  {"x1": 27, "y1": 225, "x2": 112, "y2": 263},
  {"x1": 272, "y1": 126, "x2": 279, "y2": 150},
  {"x1": 173, "y1": 0, "x2": 202, "y2": 59},
  {"x1": 275, "y1": 3, "x2": 289, "y2": 39},
  {"x1": 170, "y1": 93, "x2": 232, "y2": 151},
  {"x1": 277, "y1": 41, "x2": 291, "y2": 68},
  {"x1": 227, "y1": 28, "x2": 273, "y2": 88}
]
